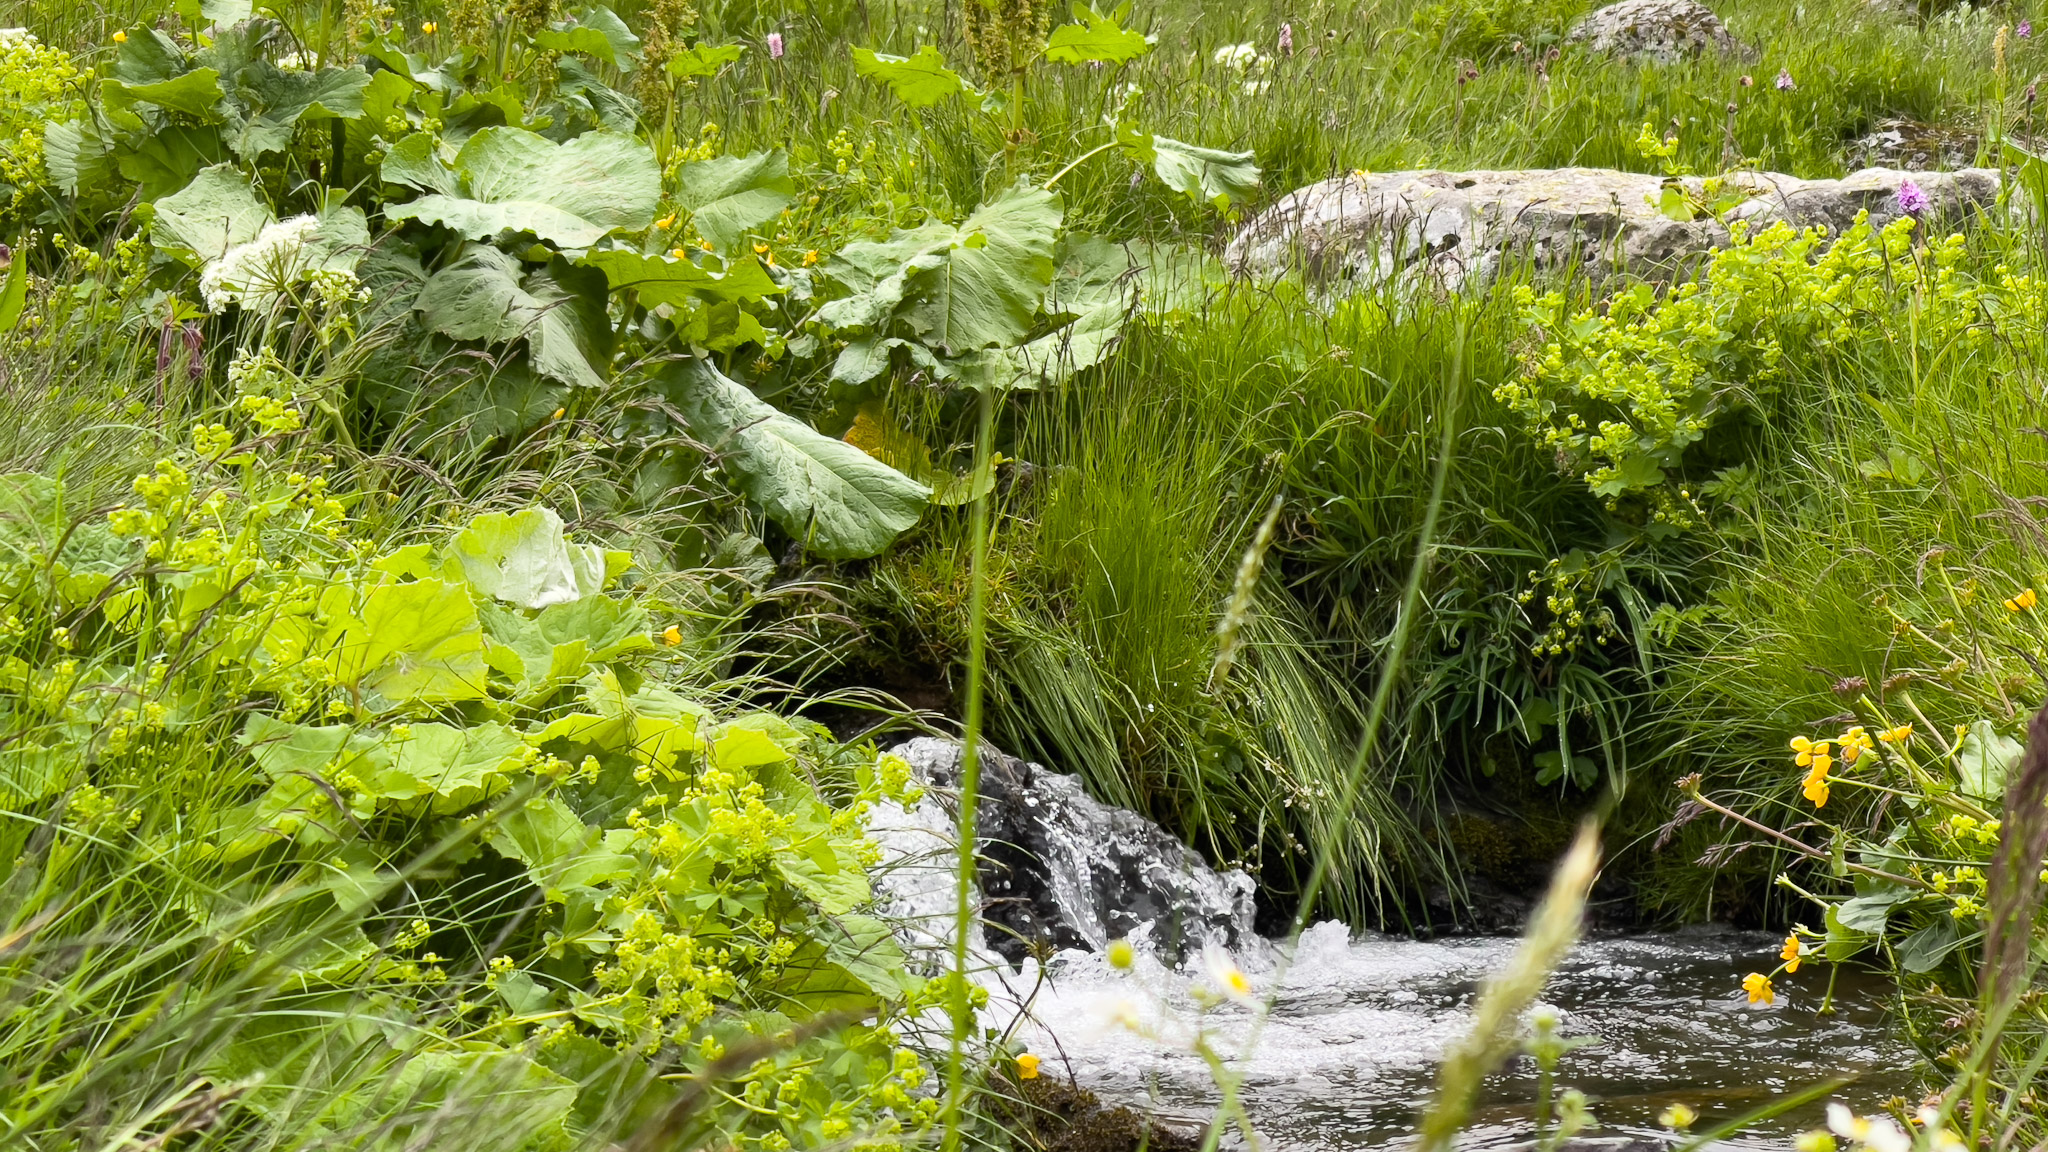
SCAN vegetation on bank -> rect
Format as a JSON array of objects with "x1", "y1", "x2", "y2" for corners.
[{"x1": 9, "y1": 0, "x2": 2048, "y2": 1146}]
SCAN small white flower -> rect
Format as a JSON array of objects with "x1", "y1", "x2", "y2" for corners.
[
  {"x1": 1212, "y1": 42, "x2": 1259, "y2": 70},
  {"x1": 1828, "y1": 1103, "x2": 1910, "y2": 1152},
  {"x1": 276, "y1": 50, "x2": 308, "y2": 70},
  {"x1": 1242, "y1": 78, "x2": 1271, "y2": 96},
  {"x1": 1201, "y1": 941, "x2": 1260, "y2": 1007}
]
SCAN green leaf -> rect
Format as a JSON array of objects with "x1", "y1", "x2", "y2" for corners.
[
  {"x1": 371, "y1": 721, "x2": 524, "y2": 809},
  {"x1": 657, "y1": 359, "x2": 929, "y2": 559},
  {"x1": 416, "y1": 249, "x2": 614, "y2": 390},
  {"x1": 1043, "y1": 3, "x2": 1154, "y2": 64},
  {"x1": 1833, "y1": 891, "x2": 1903, "y2": 934},
  {"x1": 850, "y1": 45, "x2": 970, "y2": 108},
  {"x1": 904, "y1": 181, "x2": 1062, "y2": 354},
  {"x1": 449, "y1": 506, "x2": 611, "y2": 609},
  {"x1": 577, "y1": 248, "x2": 780, "y2": 305},
  {"x1": 1121, "y1": 131, "x2": 1261, "y2": 211},
  {"x1": 675, "y1": 150, "x2": 795, "y2": 251},
  {"x1": 385, "y1": 127, "x2": 660, "y2": 248},
  {"x1": 102, "y1": 68, "x2": 227, "y2": 130},
  {"x1": 1897, "y1": 916, "x2": 1964, "y2": 974},
  {"x1": 1957, "y1": 721, "x2": 2022, "y2": 800},
  {"x1": 153, "y1": 164, "x2": 273, "y2": 263},
  {"x1": 1824, "y1": 903, "x2": 1876, "y2": 962},
  {"x1": 1012, "y1": 231, "x2": 1136, "y2": 387},
  {"x1": 239, "y1": 715, "x2": 381, "y2": 779},
  {"x1": 0, "y1": 246, "x2": 26, "y2": 335},
  {"x1": 665, "y1": 42, "x2": 743, "y2": 79},
  {"x1": 380, "y1": 132, "x2": 461, "y2": 196},
  {"x1": 326, "y1": 578, "x2": 488, "y2": 709},
  {"x1": 228, "y1": 66, "x2": 372, "y2": 159},
  {"x1": 489, "y1": 796, "x2": 638, "y2": 892},
  {"x1": 534, "y1": 5, "x2": 642, "y2": 68},
  {"x1": 41, "y1": 121, "x2": 115, "y2": 198}
]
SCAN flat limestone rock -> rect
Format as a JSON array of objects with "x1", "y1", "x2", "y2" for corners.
[
  {"x1": 1223, "y1": 165, "x2": 2000, "y2": 288},
  {"x1": 1566, "y1": 0, "x2": 1748, "y2": 62}
]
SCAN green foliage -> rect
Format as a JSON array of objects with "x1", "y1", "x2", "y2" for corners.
[{"x1": 0, "y1": 428, "x2": 940, "y2": 1148}]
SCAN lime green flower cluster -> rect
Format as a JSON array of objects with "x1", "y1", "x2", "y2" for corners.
[
  {"x1": 1497, "y1": 213, "x2": 2025, "y2": 532},
  {"x1": 0, "y1": 31, "x2": 84, "y2": 232}
]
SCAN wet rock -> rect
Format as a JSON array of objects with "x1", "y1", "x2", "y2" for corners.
[
  {"x1": 886, "y1": 736, "x2": 1257, "y2": 966},
  {"x1": 1848, "y1": 118, "x2": 1980, "y2": 169},
  {"x1": 1004, "y1": 1077, "x2": 1204, "y2": 1152},
  {"x1": 1225, "y1": 165, "x2": 2000, "y2": 289},
  {"x1": 1566, "y1": 0, "x2": 1748, "y2": 63}
]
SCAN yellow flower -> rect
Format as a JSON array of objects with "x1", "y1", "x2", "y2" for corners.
[
  {"x1": 700, "y1": 238, "x2": 714, "y2": 251},
  {"x1": 803, "y1": 249, "x2": 820, "y2": 266},
  {"x1": 1106, "y1": 939, "x2": 1134, "y2": 969},
  {"x1": 1660, "y1": 1103, "x2": 1699, "y2": 1130},
  {"x1": 661, "y1": 625, "x2": 682, "y2": 646},
  {"x1": 1802, "y1": 762, "x2": 1830, "y2": 807},
  {"x1": 112, "y1": 29, "x2": 128, "y2": 42},
  {"x1": 421, "y1": 20, "x2": 438, "y2": 33},
  {"x1": 654, "y1": 214, "x2": 676, "y2": 230},
  {"x1": 1789, "y1": 735, "x2": 1832, "y2": 768},
  {"x1": 752, "y1": 242, "x2": 770, "y2": 255},
  {"x1": 1879, "y1": 723, "x2": 1913, "y2": 744},
  {"x1": 1780, "y1": 933, "x2": 1802, "y2": 973},
  {"x1": 1838, "y1": 726, "x2": 1875, "y2": 764},
  {"x1": 550, "y1": 407, "x2": 565, "y2": 420},
  {"x1": 1743, "y1": 971, "x2": 1774, "y2": 1004},
  {"x1": 2005, "y1": 587, "x2": 2039, "y2": 612},
  {"x1": 1016, "y1": 1052, "x2": 1040, "y2": 1080},
  {"x1": 670, "y1": 247, "x2": 688, "y2": 260}
]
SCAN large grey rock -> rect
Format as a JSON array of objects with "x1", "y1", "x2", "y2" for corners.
[
  {"x1": 1224, "y1": 165, "x2": 2000, "y2": 289},
  {"x1": 881, "y1": 736, "x2": 1256, "y2": 966},
  {"x1": 1566, "y1": 0, "x2": 1747, "y2": 62}
]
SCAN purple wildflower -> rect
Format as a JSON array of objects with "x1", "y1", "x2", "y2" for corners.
[
  {"x1": 766, "y1": 31, "x2": 784, "y2": 58},
  {"x1": 1896, "y1": 179, "x2": 1931, "y2": 215},
  {"x1": 2020, "y1": 20, "x2": 2033, "y2": 39},
  {"x1": 1775, "y1": 68, "x2": 1795, "y2": 91},
  {"x1": 1279, "y1": 22, "x2": 1293, "y2": 56}
]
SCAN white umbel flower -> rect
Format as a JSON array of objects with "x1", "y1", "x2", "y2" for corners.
[{"x1": 198, "y1": 215, "x2": 326, "y2": 313}]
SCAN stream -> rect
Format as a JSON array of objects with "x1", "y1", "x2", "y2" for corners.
[{"x1": 872, "y1": 737, "x2": 1919, "y2": 1150}]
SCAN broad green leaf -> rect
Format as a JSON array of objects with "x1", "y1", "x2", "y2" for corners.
[
  {"x1": 658, "y1": 359, "x2": 929, "y2": 559},
  {"x1": 1833, "y1": 891, "x2": 1902, "y2": 934},
  {"x1": 370, "y1": 721, "x2": 524, "y2": 809},
  {"x1": 380, "y1": 132, "x2": 461, "y2": 196},
  {"x1": 903, "y1": 180, "x2": 1062, "y2": 354},
  {"x1": 1897, "y1": 916, "x2": 1964, "y2": 974},
  {"x1": 1957, "y1": 720, "x2": 2022, "y2": 800},
  {"x1": 665, "y1": 42, "x2": 743, "y2": 78},
  {"x1": 481, "y1": 596, "x2": 650, "y2": 691},
  {"x1": 675, "y1": 151, "x2": 794, "y2": 251},
  {"x1": 1011, "y1": 231, "x2": 1136, "y2": 387},
  {"x1": 416, "y1": 248, "x2": 614, "y2": 390},
  {"x1": 0, "y1": 746, "x2": 73, "y2": 806},
  {"x1": 40, "y1": 121, "x2": 115, "y2": 197},
  {"x1": 850, "y1": 46, "x2": 970, "y2": 107},
  {"x1": 239, "y1": 715, "x2": 381, "y2": 779},
  {"x1": 534, "y1": 6, "x2": 641, "y2": 68},
  {"x1": 1043, "y1": 3, "x2": 1154, "y2": 64},
  {"x1": 1823, "y1": 903, "x2": 1875, "y2": 962},
  {"x1": 489, "y1": 795, "x2": 638, "y2": 892},
  {"x1": 113, "y1": 27, "x2": 192, "y2": 86},
  {"x1": 712, "y1": 726, "x2": 792, "y2": 772},
  {"x1": 115, "y1": 124, "x2": 231, "y2": 201},
  {"x1": 814, "y1": 913, "x2": 921, "y2": 997},
  {"x1": 578, "y1": 248, "x2": 779, "y2": 305},
  {"x1": 1121, "y1": 130, "x2": 1261, "y2": 211},
  {"x1": 0, "y1": 246, "x2": 25, "y2": 334},
  {"x1": 385, "y1": 127, "x2": 659, "y2": 248},
  {"x1": 102, "y1": 68, "x2": 227, "y2": 130},
  {"x1": 228, "y1": 66, "x2": 372, "y2": 159},
  {"x1": 448, "y1": 506, "x2": 610, "y2": 609},
  {"x1": 153, "y1": 164, "x2": 272, "y2": 263},
  {"x1": 326, "y1": 578, "x2": 488, "y2": 708}
]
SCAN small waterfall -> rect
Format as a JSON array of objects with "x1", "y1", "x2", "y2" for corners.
[
  {"x1": 869, "y1": 736, "x2": 1257, "y2": 966},
  {"x1": 864, "y1": 737, "x2": 1914, "y2": 1152}
]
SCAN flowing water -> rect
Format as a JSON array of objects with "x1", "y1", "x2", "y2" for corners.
[{"x1": 871, "y1": 740, "x2": 1918, "y2": 1150}]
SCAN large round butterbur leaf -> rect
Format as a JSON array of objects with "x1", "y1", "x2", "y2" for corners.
[
  {"x1": 449, "y1": 506, "x2": 615, "y2": 610},
  {"x1": 1043, "y1": 2, "x2": 1155, "y2": 64},
  {"x1": 675, "y1": 150, "x2": 795, "y2": 251},
  {"x1": 849, "y1": 45, "x2": 972, "y2": 107},
  {"x1": 904, "y1": 179, "x2": 1062, "y2": 354},
  {"x1": 416, "y1": 248, "x2": 614, "y2": 389},
  {"x1": 153, "y1": 164, "x2": 272, "y2": 263},
  {"x1": 384, "y1": 126, "x2": 659, "y2": 247},
  {"x1": 658, "y1": 359, "x2": 929, "y2": 559}
]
